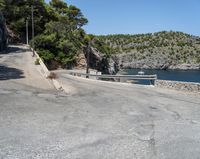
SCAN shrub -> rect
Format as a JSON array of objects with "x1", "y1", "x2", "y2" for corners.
[
  {"x1": 35, "y1": 58, "x2": 40, "y2": 65},
  {"x1": 38, "y1": 49, "x2": 55, "y2": 63},
  {"x1": 47, "y1": 72, "x2": 57, "y2": 79}
]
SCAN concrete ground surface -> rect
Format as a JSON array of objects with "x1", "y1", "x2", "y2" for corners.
[{"x1": 0, "y1": 45, "x2": 200, "y2": 159}]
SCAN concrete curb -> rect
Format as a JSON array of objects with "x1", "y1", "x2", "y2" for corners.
[
  {"x1": 30, "y1": 47, "x2": 50, "y2": 78},
  {"x1": 29, "y1": 46, "x2": 64, "y2": 91},
  {"x1": 52, "y1": 79, "x2": 63, "y2": 90}
]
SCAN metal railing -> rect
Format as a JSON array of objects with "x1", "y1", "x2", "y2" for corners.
[{"x1": 69, "y1": 71, "x2": 157, "y2": 85}]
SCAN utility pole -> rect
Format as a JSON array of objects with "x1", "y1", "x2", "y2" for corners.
[
  {"x1": 26, "y1": 19, "x2": 28, "y2": 45},
  {"x1": 31, "y1": 5, "x2": 35, "y2": 56},
  {"x1": 86, "y1": 42, "x2": 90, "y2": 78}
]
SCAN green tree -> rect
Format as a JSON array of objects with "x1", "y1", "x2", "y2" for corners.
[
  {"x1": 2, "y1": 0, "x2": 50, "y2": 41},
  {"x1": 0, "y1": 0, "x2": 5, "y2": 10},
  {"x1": 2, "y1": 0, "x2": 113, "y2": 70}
]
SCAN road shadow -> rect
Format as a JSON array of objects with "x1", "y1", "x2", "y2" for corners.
[
  {"x1": 0, "y1": 45, "x2": 29, "y2": 54},
  {"x1": 0, "y1": 65, "x2": 25, "y2": 80}
]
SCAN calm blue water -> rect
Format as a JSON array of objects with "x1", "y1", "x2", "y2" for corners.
[{"x1": 120, "y1": 69, "x2": 200, "y2": 85}]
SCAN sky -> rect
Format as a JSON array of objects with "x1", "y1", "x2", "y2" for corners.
[{"x1": 45, "y1": 0, "x2": 200, "y2": 36}]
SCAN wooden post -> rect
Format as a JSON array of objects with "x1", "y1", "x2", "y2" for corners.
[{"x1": 26, "y1": 20, "x2": 29, "y2": 45}]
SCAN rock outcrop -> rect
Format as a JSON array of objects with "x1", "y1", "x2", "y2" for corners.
[
  {"x1": 168, "y1": 64, "x2": 200, "y2": 70},
  {"x1": 89, "y1": 47, "x2": 119, "y2": 74},
  {"x1": 97, "y1": 31, "x2": 200, "y2": 71},
  {"x1": 75, "y1": 52, "x2": 87, "y2": 69},
  {"x1": 117, "y1": 52, "x2": 200, "y2": 70},
  {"x1": 79, "y1": 46, "x2": 119, "y2": 74}
]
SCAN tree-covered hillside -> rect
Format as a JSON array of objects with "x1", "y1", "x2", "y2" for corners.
[
  {"x1": 98, "y1": 31, "x2": 200, "y2": 69},
  {"x1": 0, "y1": 0, "x2": 112, "y2": 71},
  {"x1": 1, "y1": 0, "x2": 200, "y2": 71}
]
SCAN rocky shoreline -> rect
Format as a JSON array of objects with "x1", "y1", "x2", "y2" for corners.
[
  {"x1": 116, "y1": 54, "x2": 200, "y2": 71},
  {"x1": 76, "y1": 49, "x2": 200, "y2": 75},
  {"x1": 120, "y1": 62, "x2": 200, "y2": 70}
]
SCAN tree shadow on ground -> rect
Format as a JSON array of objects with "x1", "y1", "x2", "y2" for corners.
[
  {"x1": 0, "y1": 65, "x2": 25, "y2": 80},
  {"x1": 0, "y1": 45, "x2": 29, "y2": 54}
]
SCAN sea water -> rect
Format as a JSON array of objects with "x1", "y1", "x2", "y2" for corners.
[{"x1": 119, "y1": 69, "x2": 200, "y2": 85}]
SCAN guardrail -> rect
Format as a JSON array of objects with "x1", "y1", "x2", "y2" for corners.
[{"x1": 69, "y1": 71, "x2": 157, "y2": 85}]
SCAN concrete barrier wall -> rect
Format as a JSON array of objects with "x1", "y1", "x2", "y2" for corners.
[
  {"x1": 29, "y1": 47, "x2": 62, "y2": 90},
  {"x1": 30, "y1": 47, "x2": 50, "y2": 77},
  {"x1": 155, "y1": 80, "x2": 200, "y2": 93}
]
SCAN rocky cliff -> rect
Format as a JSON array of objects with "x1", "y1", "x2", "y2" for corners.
[
  {"x1": 98, "y1": 31, "x2": 200, "y2": 70},
  {"x1": 76, "y1": 46, "x2": 119, "y2": 74},
  {"x1": 117, "y1": 52, "x2": 200, "y2": 70}
]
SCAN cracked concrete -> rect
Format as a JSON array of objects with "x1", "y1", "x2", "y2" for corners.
[{"x1": 0, "y1": 45, "x2": 200, "y2": 158}]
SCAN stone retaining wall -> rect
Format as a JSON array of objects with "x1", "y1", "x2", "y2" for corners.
[{"x1": 155, "y1": 80, "x2": 200, "y2": 93}]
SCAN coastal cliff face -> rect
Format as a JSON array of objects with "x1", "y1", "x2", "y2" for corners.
[
  {"x1": 76, "y1": 46, "x2": 119, "y2": 74},
  {"x1": 117, "y1": 52, "x2": 200, "y2": 70},
  {"x1": 98, "y1": 31, "x2": 200, "y2": 70},
  {"x1": 88, "y1": 47, "x2": 119, "y2": 74}
]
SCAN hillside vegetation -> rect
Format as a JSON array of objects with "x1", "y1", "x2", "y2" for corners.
[
  {"x1": 98, "y1": 31, "x2": 200, "y2": 69},
  {"x1": 0, "y1": 0, "x2": 112, "y2": 71},
  {"x1": 1, "y1": 0, "x2": 199, "y2": 71}
]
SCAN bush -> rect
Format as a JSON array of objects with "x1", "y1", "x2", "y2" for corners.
[
  {"x1": 33, "y1": 34, "x2": 57, "y2": 53},
  {"x1": 35, "y1": 58, "x2": 40, "y2": 65},
  {"x1": 47, "y1": 72, "x2": 57, "y2": 79},
  {"x1": 38, "y1": 49, "x2": 55, "y2": 63}
]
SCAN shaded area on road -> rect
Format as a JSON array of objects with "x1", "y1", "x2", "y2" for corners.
[
  {"x1": 0, "y1": 45, "x2": 29, "y2": 54},
  {"x1": 0, "y1": 65, "x2": 24, "y2": 80}
]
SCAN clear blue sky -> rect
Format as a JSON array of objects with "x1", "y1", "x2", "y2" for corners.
[{"x1": 45, "y1": 0, "x2": 200, "y2": 36}]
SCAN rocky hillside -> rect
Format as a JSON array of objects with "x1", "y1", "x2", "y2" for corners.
[
  {"x1": 1, "y1": 0, "x2": 200, "y2": 72},
  {"x1": 98, "y1": 31, "x2": 200, "y2": 70},
  {"x1": 0, "y1": 0, "x2": 116, "y2": 74}
]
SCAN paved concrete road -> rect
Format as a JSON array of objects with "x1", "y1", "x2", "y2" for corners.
[{"x1": 1, "y1": 45, "x2": 200, "y2": 159}]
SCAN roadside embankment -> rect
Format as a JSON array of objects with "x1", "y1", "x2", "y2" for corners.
[
  {"x1": 30, "y1": 47, "x2": 63, "y2": 91},
  {"x1": 155, "y1": 80, "x2": 200, "y2": 93},
  {"x1": 29, "y1": 46, "x2": 200, "y2": 94}
]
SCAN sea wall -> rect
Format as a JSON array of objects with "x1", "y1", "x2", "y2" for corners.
[{"x1": 155, "y1": 80, "x2": 200, "y2": 93}]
